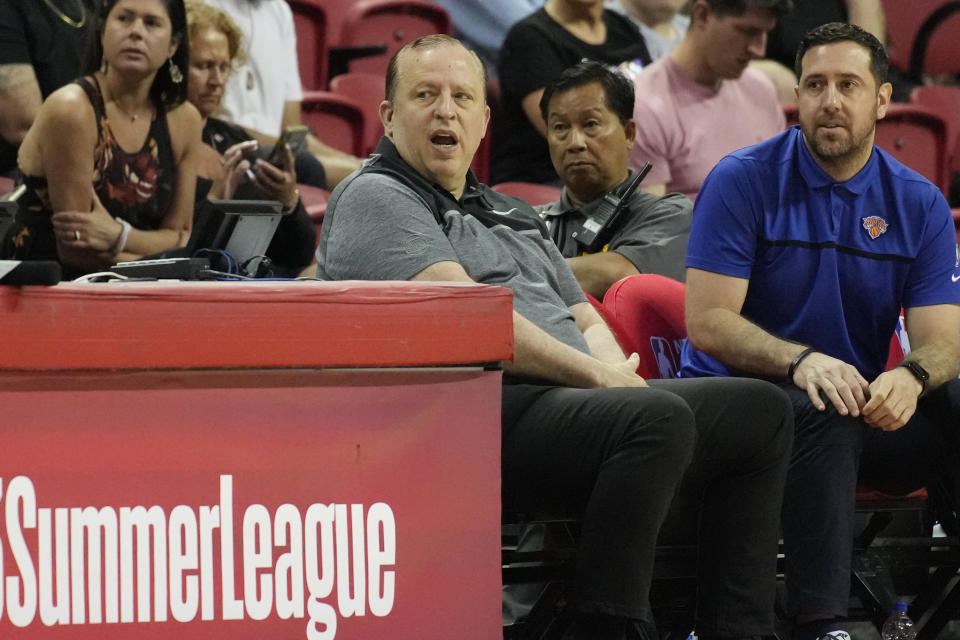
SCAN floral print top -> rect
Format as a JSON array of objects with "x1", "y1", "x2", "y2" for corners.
[
  {"x1": 9, "y1": 75, "x2": 176, "y2": 263},
  {"x1": 78, "y1": 74, "x2": 175, "y2": 230}
]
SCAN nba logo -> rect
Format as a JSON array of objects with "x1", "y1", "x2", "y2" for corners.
[{"x1": 650, "y1": 336, "x2": 679, "y2": 379}]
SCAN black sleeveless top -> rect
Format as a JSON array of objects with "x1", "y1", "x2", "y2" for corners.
[{"x1": 7, "y1": 75, "x2": 175, "y2": 263}]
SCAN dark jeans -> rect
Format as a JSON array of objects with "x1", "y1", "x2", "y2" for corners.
[
  {"x1": 502, "y1": 377, "x2": 793, "y2": 637},
  {"x1": 780, "y1": 378, "x2": 960, "y2": 618}
]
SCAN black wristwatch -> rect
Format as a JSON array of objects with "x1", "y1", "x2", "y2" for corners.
[{"x1": 898, "y1": 361, "x2": 929, "y2": 396}]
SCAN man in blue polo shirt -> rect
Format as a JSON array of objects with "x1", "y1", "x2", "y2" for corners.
[{"x1": 680, "y1": 22, "x2": 960, "y2": 640}]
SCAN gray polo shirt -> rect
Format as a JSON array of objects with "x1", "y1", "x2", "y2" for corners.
[
  {"x1": 318, "y1": 171, "x2": 591, "y2": 354},
  {"x1": 536, "y1": 179, "x2": 693, "y2": 282}
]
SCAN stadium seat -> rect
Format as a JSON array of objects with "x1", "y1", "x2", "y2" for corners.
[
  {"x1": 298, "y1": 184, "x2": 329, "y2": 220},
  {"x1": 470, "y1": 133, "x2": 492, "y2": 185},
  {"x1": 469, "y1": 77, "x2": 500, "y2": 185},
  {"x1": 288, "y1": 0, "x2": 330, "y2": 90},
  {"x1": 908, "y1": 1, "x2": 960, "y2": 79},
  {"x1": 300, "y1": 90, "x2": 366, "y2": 157},
  {"x1": 288, "y1": 0, "x2": 389, "y2": 89},
  {"x1": 911, "y1": 85, "x2": 960, "y2": 177},
  {"x1": 882, "y1": 0, "x2": 960, "y2": 79},
  {"x1": 491, "y1": 182, "x2": 561, "y2": 206},
  {"x1": 337, "y1": 0, "x2": 452, "y2": 76},
  {"x1": 601, "y1": 274, "x2": 685, "y2": 380},
  {"x1": 329, "y1": 72, "x2": 386, "y2": 156},
  {"x1": 875, "y1": 104, "x2": 950, "y2": 196},
  {"x1": 297, "y1": 184, "x2": 329, "y2": 252}
]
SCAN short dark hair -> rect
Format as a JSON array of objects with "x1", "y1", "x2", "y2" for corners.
[
  {"x1": 794, "y1": 22, "x2": 888, "y2": 86},
  {"x1": 384, "y1": 34, "x2": 487, "y2": 103},
  {"x1": 86, "y1": 0, "x2": 190, "y2": 110},
  {"x1": 539, "y1": 61, "x2": 635, "y2": 126},
  {"x1": 700, "y1": 0, "x2": 793, "y2": 19}
]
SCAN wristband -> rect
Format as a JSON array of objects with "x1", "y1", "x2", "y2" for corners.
[
  {"x1": 787, "y1": 347, "x2": 817, "y2": 380},
  {"x1": 898, "y1": 360, "x2": 929, "y2": 397},
  {"x1": 112, "y1": 218, "x2": 132, "y2": 255}
]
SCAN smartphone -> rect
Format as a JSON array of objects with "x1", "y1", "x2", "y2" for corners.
[{"x1": 266, "y1": 125, "x2": 310, "y2": 167}]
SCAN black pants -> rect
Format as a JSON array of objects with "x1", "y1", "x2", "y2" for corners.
[
  {"x1": 780, "y1": 378, "x2": 960, "y2": 618},
  {"x1": 502, "y1": 377, "x2": 793, "y2": 637}
]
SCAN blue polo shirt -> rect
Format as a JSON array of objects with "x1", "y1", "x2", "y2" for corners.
[{"x1": 681, "y1": 126, "x2": 960, "y2": 381}]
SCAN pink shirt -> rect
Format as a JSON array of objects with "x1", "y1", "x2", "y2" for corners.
[{"x1": 629, "y1": 56, "x2": 786, "y2": 201}]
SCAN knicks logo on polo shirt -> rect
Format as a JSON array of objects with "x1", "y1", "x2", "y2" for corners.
[{"x1": 862, "y1": 216, "x2": 889, "y2": 239}]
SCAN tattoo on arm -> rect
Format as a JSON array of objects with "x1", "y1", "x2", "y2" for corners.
[{"x1": 0, "y1": 64, "x2": 37, "y2": 95}]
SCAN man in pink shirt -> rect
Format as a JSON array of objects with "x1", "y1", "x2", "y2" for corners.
[{"x1": 630, "y1": 0, "x2": 791, "y2": 201}]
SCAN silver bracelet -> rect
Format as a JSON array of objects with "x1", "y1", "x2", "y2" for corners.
[{"x1": 112, "y1": 218, "x2": 132, "y2": 255}]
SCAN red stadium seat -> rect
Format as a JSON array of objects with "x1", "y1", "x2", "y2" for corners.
[
  {"x1": 329, "y1": 72, "x2": 386, "y2": 156},
  {"x1": 602, "y1": 277, "x2": 915, "y2": 382},
  {"x1": 298, "y1": 184, "x2": 329, "y2": 221},
  {"x1": 470, "y1": 132, "x2": 492, "y2": 185},
  {"x1": 287, "y1": 0, "x2": 330, "y2": 90},
  {"x1": 300, "y1": 90, "x2": 366, "y2": 157},
  {"x1": 491, "y1": 182, "x2": 561, "y2": 206},
  {"x1": 338, "y1": 0, "x2": 452, "y2": 76},
  {"x1": 908, "y1": 1, "x2": 960, "y2": 78},
  {"x1": 883, "y1": 0, "x2": 960, "y2": 82},
  {"x1": 469, "y1": 77, "x2": 500, "y2": 185},
  {"x1": 297, "y1": 184, "x2": 329, "y2": 252},
  {"x1": 601, "y1": 274, "x2": 686, "y2": 380},
  {"x1": 875, "y1": 103, "x2": 950, "y2": 195},
  {"x1": 883, "y1": 0, "x2": 929, "y2": 71},
  {"x1": 288, "y1": 0, "x2": 392, "y2": 89},
  {"x1": 911, "y1": 84, "x2": 960, "y2": 177}
]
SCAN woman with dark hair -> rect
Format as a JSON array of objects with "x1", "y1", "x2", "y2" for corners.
[{"x1": 10, "y1": 0, "x2": 201, "y2": 276}]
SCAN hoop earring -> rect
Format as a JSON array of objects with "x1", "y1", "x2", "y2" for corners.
[{"x1": 168, "y1": 59, "x2": 183, "y2": 84}]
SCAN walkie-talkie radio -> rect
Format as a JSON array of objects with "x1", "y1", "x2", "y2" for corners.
[{"x1": 574, "y1": 161, "x2": 653, "y2": 253}]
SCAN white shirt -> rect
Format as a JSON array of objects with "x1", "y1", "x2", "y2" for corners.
[{"x1": 202, "y1": 0, "x2": 303, "y2": 135}]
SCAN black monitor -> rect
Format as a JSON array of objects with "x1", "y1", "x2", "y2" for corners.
[
  {"x1": 111, "y1": 200, "x2": 286, "y2": 279},
  {"x1": 185, "y1": 199, "x2": 285, "y2": 275}
]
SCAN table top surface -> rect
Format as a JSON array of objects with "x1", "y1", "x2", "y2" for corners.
[{"x1": 0, "y1": 280, "x2": 515, "y2": 371}]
